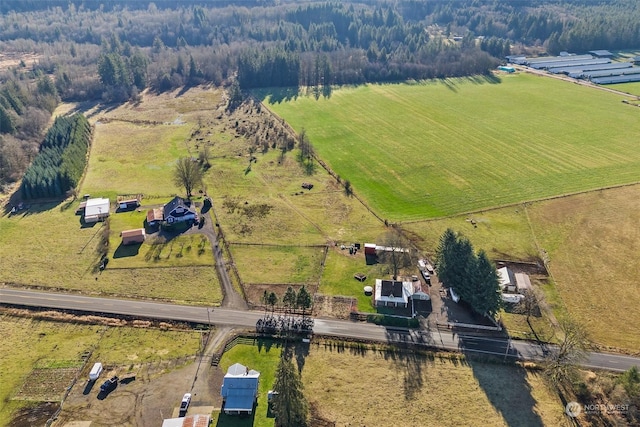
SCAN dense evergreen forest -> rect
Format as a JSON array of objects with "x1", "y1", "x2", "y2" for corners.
[{"x1": 2, "y1": 0, "x2": 640, "y2": 194}]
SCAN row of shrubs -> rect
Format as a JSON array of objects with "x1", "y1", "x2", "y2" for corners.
[{"x1": 366, "y1": 313, "x2": 420, "y2": 328}]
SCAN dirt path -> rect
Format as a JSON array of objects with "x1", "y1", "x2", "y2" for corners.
[{"x1": 198, "y1": 209, "x2": 248, "y2": 310}]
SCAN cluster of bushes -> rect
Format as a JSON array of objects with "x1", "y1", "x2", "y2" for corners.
[
  {"x1": 366, "y1": 313, "x2": 420, "y2": 328},
  {"x1": 20, "y1": 114, "x2": 91, "y2": 199}
]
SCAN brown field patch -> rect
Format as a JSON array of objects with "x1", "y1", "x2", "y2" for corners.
[
  {"x1": 528, "y1": 184, "x2": 640, "y2": 351},
  {"x1": 303, "y1": 343, "x2": 569, "y2": 427}
]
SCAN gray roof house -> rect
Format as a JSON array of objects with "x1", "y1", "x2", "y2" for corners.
[
  {"x1": 163, "y1": 196, "x2": 197, "y2": 225},
  {"x1": 221, "y1": 363, "x2": 260, "y2": 415}
]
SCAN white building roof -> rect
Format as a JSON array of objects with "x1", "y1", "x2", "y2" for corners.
[
  {"x1": 497, "y1": 266, "x2": 513, "y2": 289},
  {"x1": 374, "y1": 279, "x2": 413, "y2": 305},
  {"x1": 84, "y1": 198, "x2": 110, "y2": 218}
]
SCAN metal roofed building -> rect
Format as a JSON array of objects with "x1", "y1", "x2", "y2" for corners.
[
  {"x1": 549, "y1": 62, "x2": 632, "y2": 75},
  {"x1": 221, "y1": 363, "x2": 260, "y2": 415},
  {"x1": 585, "y1": 67, "x2": 640, "y2": 79},
  {"x1": 526, "y1": 54, "x2": 592, "y2": 64},
  {"x1": 589, "y1": 49, "x2": 614, "y2": 58},
  {"x1": 84, "y1": 198, "x2": 110, "y2": 223},
  {"x1": 592, "y1": 74, "x2": 640, "y2": 84},
  {"x1": 161, "y1": 414, "x2": 211, "y2": 427},
  {"x1": 530, "y1": 58, "x2": 609, "y2": 70}
]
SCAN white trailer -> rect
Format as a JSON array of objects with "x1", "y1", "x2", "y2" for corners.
[{"x1": 89, "y1": 362, "x2": 103, "y2": 381}]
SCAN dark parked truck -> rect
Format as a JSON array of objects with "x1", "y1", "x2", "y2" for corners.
[{"x1": 100, "y1": 376, "x2": 118, "y2": 393}]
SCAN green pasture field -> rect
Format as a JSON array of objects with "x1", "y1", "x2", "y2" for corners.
[
  {"x1": 208, "y1": 147, "x2": 385, "y2": 246},
  {"x1": 527, "y1": 184, "x2": 640, "y2": 351},
  {"x1": 264, "y1": 73, "x2": 640, "y2": 221},
  {"x1": 611, "y1": 81, "x2": 640, "y2": 96},
  {"x1": 230, "y1": 244, "x2": 326, "y2": 285},
  {"x1": 401, "y1": 205, "x2": 538, "y2": 260},
  {"x1": 78, "y1": 86, "x2": 224, "y2": 199},
  {"x1": 0, "y1": 316, "x2": 201, "y2": 426},
  {"x1": 82, "y1": 120, "x2": 192, "y2": 198}
]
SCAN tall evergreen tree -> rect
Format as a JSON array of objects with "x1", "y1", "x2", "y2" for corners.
[
  {"x1": 296, "y1": 285, "x2": 312, "y2": 317},
  {"x1": 272, "y1": 354, "x2": 308, "y2": 427},
  {"x1": 283, "y1": 286, "x2": 297, "y2": 314},
  {"x1": 469, "y1": 250, "x2": 501, "y2": 318}
]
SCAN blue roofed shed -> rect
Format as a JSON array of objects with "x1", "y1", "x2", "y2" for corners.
[{"x1": 221, "y1": 363, "x2": 260, "y2": 415}]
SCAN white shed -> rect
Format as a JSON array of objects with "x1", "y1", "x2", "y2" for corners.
[{"x1": 84, "y1": 198, "x2": 110, "y2": 223}]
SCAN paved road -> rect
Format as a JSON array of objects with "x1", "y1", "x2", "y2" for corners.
[{"x1": 1, "y1": 288, "x2": 638, "y2": 372}]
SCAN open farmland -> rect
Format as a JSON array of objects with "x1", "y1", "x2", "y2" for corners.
[
  {"x1": 0, "y1": 316, "x2": 101, "y2": 426},
  {"x1": 0, "y1": 88, "x2": 227, "y2": 305},
  {"x1": 527, "y1": 184, "x2": 640, "y2": 351},
  {"x1": 265, "y1": 73, "x2": 640, "y2": 221},
  {"x1": 211, "y1": 342, "x2": 568, "y2": 427},
  {"x1": 0, "y1": 315, "x2": 202, "y2": 427}
]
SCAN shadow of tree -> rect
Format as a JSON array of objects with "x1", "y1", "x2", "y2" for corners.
[{"x1": 458, "y1": 335, "x2": 546, "y2": 427}]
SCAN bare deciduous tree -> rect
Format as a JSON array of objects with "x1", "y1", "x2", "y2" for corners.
[
  {"x1": 173, "y1": 157, "x2": 204, "y2": 197},
  {"x1": 544, "y1": 317, "x2": 589, "y2": 388},
  {"x1": 376, "y1": 229, "x2": 416, "y2": 280}
]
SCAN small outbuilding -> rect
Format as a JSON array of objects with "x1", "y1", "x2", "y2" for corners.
[
  {"x1": 84, "y1": 198, "x2": 110, "y2": 223},
  {"x1": 120, "y1": 228, "x2": 146, "y2": 245},
  {"x1": 221, "y1": 363, "x2": 260, "y2": 415},
  {"x1": 146, "y1": 208, "x2": 164, "y2": 227},
  {"x1": 364, "y1": 243, "x2": 377, "y2": 255},
  {"x1": 161, "y1": 414, "x2": 211, "y2": 427},
  {"x1": 497, "y1": 266, "x2": 517, "y2": 293}
]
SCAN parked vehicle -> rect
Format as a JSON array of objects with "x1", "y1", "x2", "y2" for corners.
[
  {"x1": 100, "y1": 376, "x2": 118, "y2": 393},
  {"x1": 179, "y1": 393, "x2": 191, "y2": 417},
  {"x1": 89, "y1": 362, "x2": 103, "y2": 381}
]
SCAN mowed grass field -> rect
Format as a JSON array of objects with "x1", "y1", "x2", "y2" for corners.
[
  {"x1": 213, "y1": 343, "x2": 568, "y2": 427},
  {"x1": 265, "y1": 73, "x2": 640, "y2": 221}
]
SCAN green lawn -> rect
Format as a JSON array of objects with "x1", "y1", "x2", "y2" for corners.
[
  {"x1": 264, "y1": 74, "x2": 640, "y2": 221},
  {"x1": 319, "y1": 249, "x2": 381, "y2": 312},
  {"x1": 212, "y1": 340, "x2": 282, "y2": 427},
  {"x1": 108, "y1": 210, "x2": 213, "y2": 268}
]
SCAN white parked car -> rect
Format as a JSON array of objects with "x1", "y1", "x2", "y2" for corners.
[{"x1": 179, "y1": 393, "x2": 191, "y2": 417}]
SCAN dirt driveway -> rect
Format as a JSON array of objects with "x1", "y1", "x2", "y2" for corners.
[{"x1": 52, "y1": 328, "x2": 234, "y2": 427}]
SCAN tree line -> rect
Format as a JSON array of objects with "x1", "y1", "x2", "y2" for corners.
[
  {"x1": 20, "y1": 114, "x2": 91, "y2": 200},
  {"x1": 4, "y1": 1, "x2": 640, "y2": 191},
  {"x1": 435, "y1": 228, "x2": 502, "y2": 319}
]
